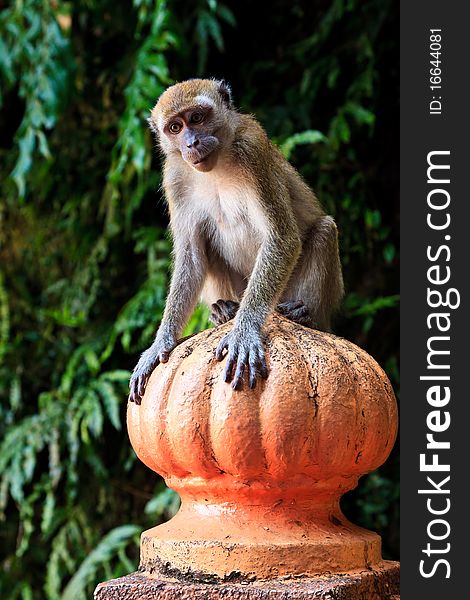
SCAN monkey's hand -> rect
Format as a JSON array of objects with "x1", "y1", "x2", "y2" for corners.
[
  {"x1": 129, "y1": 331, "x2": 177, "y2": 404},
  {"x1": 215, "y1": 326, "x2": 268, "y2": 390}
]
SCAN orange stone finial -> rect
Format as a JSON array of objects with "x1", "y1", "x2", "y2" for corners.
[{"x1": 127, "y1": 314, "x2": 398, "y2": 581}]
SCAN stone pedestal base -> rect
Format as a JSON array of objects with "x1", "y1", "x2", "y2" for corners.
[
  {"x1": 139, "y1": 499, "x2": 385, "y2": 580},
  {"x1": 94, "y1": 561, "x2": 399, "y2": 600}
]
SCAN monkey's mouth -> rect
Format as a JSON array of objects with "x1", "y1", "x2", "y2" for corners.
[{"x1": 193, "y1": 150, "x2": 214, "y2": 165}]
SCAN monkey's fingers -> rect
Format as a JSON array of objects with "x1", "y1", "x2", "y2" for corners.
[
  {"x1": 215, "y1": 335, "x2": 229, "y2": 361},
  {"x1": 248, "y1": 352, "x2": 269, "y2": 389},
  {"x1": 223, "y1": 353, "x2": 237, "y2": 383},
  {"x1": 231, "y1": 352, "x2": 248, "y2": 390},
  {"x1": 277, "y1": 300, "x2": 304, "y2": 315},
  {"x1": 220, "y1": 300, "x2": 239, "y2": 321},
  {"x1": 158, "y1": 351, "x2": 170, "y2": 363},
  {"x1": 137, "y1": 374, "x2": 148, "y2": 399},
  {"x1": 129, "y1": 378, "x2": 141, "y2": 405},
  {"x1": 289, "y1": 306, "x2": 311, "y2": 326},
  {"x1": 210, "y1": 303, "x2": 224, "y2": 326},
  {"x1": 277, "y1": 300, "x2": 303, "y2": 313},
  {"x1": 248, "y1": 354, "x2": 258, "y2": 390},
  {"x1": 210, "y1": 300, "x2": 240, "y2": 326},
  {"x1": 277, "y1": 302, "x2": 311, "y2": 326},
  {"x1": 258, "y1": 354, "x2": 268, "y2": 380}
]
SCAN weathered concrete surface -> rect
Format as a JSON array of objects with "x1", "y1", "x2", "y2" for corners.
[
  {"x1": 127, "y1": 314, "x2": 398, "y2": 579},
  {"x1": 94, "y1": 562, "x2": 400, "y2": 599},
  {"x1": 113, "y1": 316, "x2": 400, "y2": 597}
]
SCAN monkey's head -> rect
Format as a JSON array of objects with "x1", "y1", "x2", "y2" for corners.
[{"x1": 149, "y1": 78, "x2": 235, "y2": 173}]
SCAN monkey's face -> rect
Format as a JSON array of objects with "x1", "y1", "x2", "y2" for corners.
[
  {"x1": 163, "y1": 106, "x2": 221, "y2": 172},
  {"x1": 150, "y1": 79, "x2": 234, "y2": 173}
]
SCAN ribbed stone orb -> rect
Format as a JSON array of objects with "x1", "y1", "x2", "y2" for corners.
[{"x1": 127, "y1": 314, "x2": 398, "y2": 581}]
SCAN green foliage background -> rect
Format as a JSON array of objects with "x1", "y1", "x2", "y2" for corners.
[{"x1": 0, "y1": 0, "x2": 399, "y2": 597}]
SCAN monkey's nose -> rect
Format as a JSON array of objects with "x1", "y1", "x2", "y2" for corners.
[{"x1": 187, "y1": 138, "x2": 200, "y2": 148}]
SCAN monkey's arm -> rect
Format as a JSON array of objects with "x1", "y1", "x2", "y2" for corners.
[
  {"x1": 129, "y1": 229, "x2": 208, "y2": 403},
  {"x1": 216, "y1": 206, "x2": 301, "y2": 390}
]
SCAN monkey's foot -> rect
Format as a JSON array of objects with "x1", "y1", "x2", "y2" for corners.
[
  {"x1": 277, "y1": 301, "x2": 312, "y2": 327},
  {"x1": 210, "y1": 299, "x2": 240, "y2": 325}
]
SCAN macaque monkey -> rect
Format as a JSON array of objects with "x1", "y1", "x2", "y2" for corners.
[{"x1": 129, "y1": 78, "x2": 343, "y2": 403}]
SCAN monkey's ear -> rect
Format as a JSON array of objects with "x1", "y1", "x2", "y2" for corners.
[
  {"x1": 147, "y1": 116, "x2": 158, "y2": 134},
  {"x1": 216, "y1": 79, "x2": 233, "y2": 108}
]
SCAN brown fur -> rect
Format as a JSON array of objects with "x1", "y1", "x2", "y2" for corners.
[{"x1": 129, "y1": 79, "x2": 344, "y2": 403}]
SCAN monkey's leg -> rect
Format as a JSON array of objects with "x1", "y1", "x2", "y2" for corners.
[
  {"x1": 210, "y1": 299, "x2": 240, "y2": 325},
  {"x1": 281, "y1": 216, "x2": 344, "y2": 331}
]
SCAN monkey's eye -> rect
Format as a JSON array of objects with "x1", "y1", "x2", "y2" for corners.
[
  {"x1": 169, "y1": 122, "x2": 182, "y2": 134},
  {"x1": 190, "y1": 111, "x2": 204, "y2": 124}
]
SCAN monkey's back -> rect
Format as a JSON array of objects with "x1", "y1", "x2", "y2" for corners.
[{"x1": 233, "y1": 114, "x2": 325, "y2": 237}]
